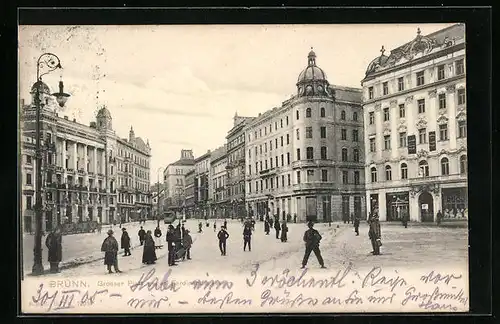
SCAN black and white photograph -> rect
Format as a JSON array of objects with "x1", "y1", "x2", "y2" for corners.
[{"x1": 19, "y1": 21, "x2": 470, "y2": 313}]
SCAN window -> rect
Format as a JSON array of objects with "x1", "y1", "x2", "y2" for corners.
[
  {"x1": 320, "y1": 107, "x2": 325, "y2": 117},
  {"x1": 341, "y1": 148, "x2": 348, "y2": 161},
  {"x1": 307, "y1": 170, "x2": 314, "y2": 182},
  {"x1": 275, "y1": 138, "x2": 278, "y2": 148},
  {"x1": 26, "y1": 196, "x2": 33, "y2": 209},
  {"x1": 306, "y1": 127, "x2": 313, "y2": 139},
  {"x1": 341, "y1": 110, "x2": 346, "y2": 120},
  {"x1": 401, "y1": 163, "x2": 408, "y2": 179},
  {"x1": 322, "y1": 170, "x2": 328, "y2": 182},
  {"x1": 341, "y1": 129, "x2": 347, "y2": 140},
  {"x1": 321, "y1": 146, "x2": 327, "y2": 160},
  {"x1": 385, "y1": 165, "x2": 392, "y2": 180},
  {"x1": 416, "y1": 71, "x2": 425, "y2": 86},
  {"x1": 296, "y1": 149, "x2": 301, "y2": 160},
  {"x1": 286, "y1": 134, "x2": 290, "y2": 144},
  {"x1": 419, "y1": 160, "x2": 429, "y2": 177},
  {"x1": 26, "y1": 155, "x2": 32, "y2": 164},
  {"x1": 296, "y1": 110, "x2": 299, "y2": 120},
  {"x1": 419, "y1": 128, "x2": 427, "y2": 144},
  {"x1": 369, "y1": 112, "x2": 375, "y2": 124},
  {"x1": 275, "y1": 156, "x2": 278, "y2": 167},
  {"x1": 280, "y1": 136, "x2": 284, "y2": 147},
  {"x1": 269, "y1": 159, "x2": 273, "y2": 169},
  {"x1": 281, "y1": 154, "x2": 284, "y2": 166},
  {"x1": 306, "y1": 108, "x2": 312, "y2": 118},
  {"x1": 439, "y1": 93, "x2": 447, "y2": 109},
  {"x1": 383, "y1": 82, "x2": 389, "y2": 95},
  {"x1": 458, "y1": 120, "x2": 467, "y2": 138},
  {"x1": 460, "y1": 155, "x2": 467, "y2": 174},
  {"x1": 264, "y1": 143, "x2": 267, "y2": 152},
  {"x1": 399, "y1": 132, "x2": 407, "y2": 147},
  {"x1": 282, "y1": 175, "x2": 285, "y2": 187},
  {"x1": 439, "y1": 124, "x2": 448, "y2": 141},
  {"x1": 255, "y1": 162, "x2": 258, "y2": 174},
  {"x1": 287, "y1": 174, "x2": 291, "y2": 186},
  {"x1": 353, "y1": 148, "x2": 360, "y2": 162},
  {"x1": 369, "y1": 138, "x2": 376, "y2": 152},
  {"x1": 383, "y1": 107, "x2": 390, "y2": 121},
  {"x1": 399, "y1": 104, "x2": 405, "y2": 118},
  {"x1": 438, "y1": 64, "x2": 445, "y2": 80},
  {"x1": 354, "y1": 171, "x2": 360, "y2": 184},
  {"x1": 458, "y1": 89, "x2": 466, "y2": 105},
  {"x1": 441, "y1": 157, "x2": 450, "y2": 175},
  {"x1": 280, "y1": 119, "x2": 283, "y2": 128},
  {"x1": 371, "y1": 167, "x2": 377, "y2": 182},
  {"x1": 320, "y1": 127, "x2": 326, "y2": 138},
  {"x1": 342, "y1": 171, "x2": 348, "y2": 184},
  {"x1": 384, "y1": 135, "x2": 391, "y2": 150},
  {"x1": 352, "y1": 130, "x2": 359, "y2": 142},
  {"x1": 287, "y1": 153, "x2": 290, "y2": 165},
  {"x1": 296, "y1": 129, "x2": 300, "y2": 140},
  {"x1": 306, "y1": 147, "x2": 314, "y2": 160},
  {"x1": 26, "y1": 173, "x2": 32, "y2": 185},
  {"x1": 353, "y1": 111, "x2": 358, "y2": 121},
  {"x1": 398, "y1": 77, "x2": 404, "y2": 91},
  {"x1": 418, "y1": 99, "x2": 425, "y2": 114},
  {"x1": 296, "y1": 171, "x2": 301, "y2": 184},
  {"x1": 265, "y1": 160, "x2": 268, "y2": 170},
  {"x1": 368, "y1": 87, "x2": 374, "y2": 99},
  {"x1": 455, "y1": 59, "x2": 464, "y2": 75}
]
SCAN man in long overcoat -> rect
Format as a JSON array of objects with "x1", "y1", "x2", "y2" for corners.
[
  {"x1": 138, "y1": 226, "x2": 146, "y2": 245},
  {"x1": 280, "y1": 221, "x2": 288, "y2": 242},
  {"x1": 264, "y1": 217, "x2": 270, "y2": 235},
  {"x1": 101, "y1": 229, "x2": 122, "y2": 273},
  {"x1": 142, "y1": 230, "x2": 157, "y2": 265},
  {"x1": 45, "y1": 226, "x2": 63, "y2": 273},
  {"x1": 166, "y1": 225, "x2": 177, "y2": 266},
  {"x1": 120, "y1": 228, "x2": 131, "y2": 256},
  {"x1": 274, "y1": 218, "x2": 281, "y2": 239},
  {"x1": 301, "y1": 221, "x2": 326, "y2": 269},
  {"x1": 368, "y1": 208, "x2": 382, "y2": 255}
]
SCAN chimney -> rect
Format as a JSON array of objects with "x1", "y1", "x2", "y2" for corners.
[
  {"x1": 64, "y1": 116, "x2": 68, "y2": 120},
  {"x1": 73, "y1": 118, "x2": 76, "y2": 122}
]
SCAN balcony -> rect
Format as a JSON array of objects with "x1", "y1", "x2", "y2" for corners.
[
  {"x1": 56, "y1": 166, "x2": 64, "y2": 172},
  {"x1": 67, "y1": 168, "x2": 74, "y2": 173},
  {"x1": 99, "y1": 188, "x2": 107, "y2": 193},
  {"x1": 292, "y1": 182, "x2": 338, "y2": 192},
  {"x1": 259, "y1": 168, "x2": 277, "y2": 177},
  {"x1": 97, "y1": 173, "x2": 105, "y2": 178},
  {"x1": 77, "y1": 169, "x2": 86, "y2": 176},
  {"x1": 292, "y1": 159, "x2": 334, "y2": 169},
  {"x1": 88, "y1": 171, "x2": 95, "y2": 176}
]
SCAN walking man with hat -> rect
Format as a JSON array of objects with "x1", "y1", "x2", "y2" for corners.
[
  {"x1": 301, "y1": 221, "x2": 326, "y2": 269},
  {"x1": 101, "y1": 229, "x2": 122, "y2": 274}
]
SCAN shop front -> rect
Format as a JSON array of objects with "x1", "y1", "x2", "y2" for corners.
[
  {"x1": 385, "y1": 192, "x2": 410, "y2": 221},
  {"x1": 441, "y1": 187, "x2": 468, "y2": 220}
]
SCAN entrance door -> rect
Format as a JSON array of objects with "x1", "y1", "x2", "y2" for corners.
[
  {"x1": 322, "y1": 196, "x2": 331, "y2": 222},
  {"x1": 24, "y1": 216, "x2": 32, "y2": 233},
  {"x1": 306, "y1": 197, "x2": 317, "y2": 221},
  {"x1": 419, "y1": 191, "x2": 434, "y2": 222}
]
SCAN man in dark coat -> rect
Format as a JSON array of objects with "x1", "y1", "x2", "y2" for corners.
[
  {"x1": 280, "y1": 221, "x2": 288, "y2": 242},
  {"x1": 166, "y1": 225, "x2": 177, "y2": 266},
  {"x1": 223, "y1": 219, "x2": 227, "y2": 229},
  {"x1": 198, "y1": 221, "x2": 203, "y2": 233},
  {"x1": 264, "y1": 217, "x2": 270, "y2": 235},
  {"x1": 138, "y1": 226, "x2": 146, "y2": 246},
  {"x1": 217, "y1": 226, "x2": 229, "y2": 256},
  {"x1": 353, "y1": 214, "x2": 360, "y2": 236},
  {"x1": 154, "y1": 226, "x2": 162, "y2": 249},
  {"x1": 243, "y1": 225, "x2": 252, "y2": 252},
  {"x1": 401, "y1": 210, "x2": 409, "y2": 228},
  {"x1": 182, "y1": 230, "x2": 193, "y2": 260},
  {"x1": 101, "y1": 229, "x2": 121, "y2": 273},
  {"x1": 436, "y1": 210, "x2": 443, "y2": 226},
  {"x1": 45, "y1": 226, "x2": 62, "y2": 273},
  {"x1": 120, "y1": 228, "x2": 131, "y2": 256},
  {"x1": 142, "y1": 230, "x2": 157, "y2": 265},
  {"x1": 368, "y1": 209, "x2": 382, "y2": 255},
  {"x1": 301, "y1": 221, "x2": 326, "y2": 269},
  {"x1": 274, "y1": 218, "x2": 281, "y2": 239}
]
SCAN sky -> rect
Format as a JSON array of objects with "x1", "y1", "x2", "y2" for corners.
[{"x1": 18, "y1": 23, "x2": 455, "y2": 183}]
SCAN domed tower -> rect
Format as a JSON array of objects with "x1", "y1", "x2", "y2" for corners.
[
  {"x1": 96, "y1": 105, "x2": 113, "y2": 131},
  {"x1": 296, "y1": 48, "x2": 331, "y2": 97},
  {"x1": 129, "y1": 126, "x2": 135, "y2": 142}
]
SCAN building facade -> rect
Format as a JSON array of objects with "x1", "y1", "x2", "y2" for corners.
[
  {"x1": 20, "y1": 85, "x2": 152, "y2": 232},
  {"x1": 209, "y1": 145, "x2": 228, "y2": 218},
  {"x1": 184, "y1": 169, "x2": 196, "y2": 218},
  {"x1": 194, "y1": 151, "x2": 211, "y2": 218},
  {"x1": 362, "y1": 24, "x2": 467, "y2": 222},
  {"x1": 226, "y1": 113, "x2": 254, "y2": 218},
  {"x1": 163, "y1": 149, "x2": 195, "y2": 217},
  {"x1": 245, "y1": 49, "x2": 365, "y2": 222}
]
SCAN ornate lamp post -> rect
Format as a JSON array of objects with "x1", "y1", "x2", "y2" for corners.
[
  {"x1": 156, "y1": 167, "x2": 164, "y2": 227},
  {"x1": 31, "y1": 53, "x2": 70, "y2": 276}
]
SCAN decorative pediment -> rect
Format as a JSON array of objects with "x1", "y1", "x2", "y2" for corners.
[
  {"x1": 456, "y1": 84, "x2": 465, "y2": 90},
  {"x1": 383, "y1": 125, "x2": 391, "y2": 135},
  {"x1": 437, "y1": 114, "x2": 449, "y2": 125},
  {"x1": 456, "y1": 111, "x2": 467, "y2": 122},
  {"x1": 439, "y1": 149, "x2": 449, "y2": 155},
  {"x1": 428, "y1": 89, "x2": 437, "y2": 98},
  {"x1": 405, "y1": 95, "x2": 414, "y2": 103},
  {"x1": 457, "y1": 145, "x2": 467, "y2": 154},
  {"x1": 417, "y1": 149, "x2": 428, "y2": 158},
  {"x1": 446, "y1": 84, "x2": 456, "y2": 93},
  {"x1": 400, "y1": 28, "x2": 438, "y2": 61},
  {"x1": 374, "y1": 103, "x2": 382, "y2": 111},
  {"x1": 397, "y1": 123, "x2": 407, "y2": 133},
  {"x1": 416, "y1": 117, "x2": 427, "y2": 129},
  {"x1": 390, "y1": 99, "x2": 398, "y2": 107}
]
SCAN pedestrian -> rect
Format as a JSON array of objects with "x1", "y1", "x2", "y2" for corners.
[
  {"x1": 264, "y1": 217, "x2": 270, "y2": 235},
  {"x1": 138, "y1": 226, "x2": 146, "y2": 246},
  {"x1": 274, "y1": 218, "x2": 281, "y2": 239},
  {"x1": 401, "y1": 210, "x2": 409, "y2": 228},
  {"x1": 154, "y1": 226, "x2": 162, "y2": 249},
  {"x1": 182, "y1": 229, "x2": 193, "y2": 260},
  {"x1": 354, "y1": 214, "x2": 360, "y2": 236},
  {"x1": 213, "y1": 221, "x2": 217, "y2": 232},
  {"x1": 368, "y1": 208, "x2": 382, "y2": 255},
  {"x1": 198, "y1": 221, "x2": 203, "y2": 233},
  {"x1": 101, "y1": 229, "x2": 122, "y2": 274},
  {"x1": 301, "y1": 221, "x2": 326, "y2": 269},
  {"x1": 243, "y1": 224, "x2": 252, "y2": 252},
  {"x1": 120, "y1": 228, "x2": 131, "y2": 256},
  {"x1": 223, "y1": 219, "x2": 227, "y2": 229},
  {"x1": 436, "y1": 210, "x2": 443, "y2": 226},
  {"x1": 293, "y1": 214, "x2": 297, "y2": 223},
  {"x1": 166, "y1": 225, "x2": 177, "y2": 266},
  {"x1": 280, "y1": 221, "x2": 288, "y2": 242},
  {"x1": 45, "y1": 226, "x2": 62, "y2": 273},
  {"x1": 97, "y1": 223, "x2": 102, "y2": 234},
  {"x1": 217, "y1": 226, "x2": 229, "y2": 256},
  {"x1": 142, "y1": 230, "x2": 157, "y2": 265}
]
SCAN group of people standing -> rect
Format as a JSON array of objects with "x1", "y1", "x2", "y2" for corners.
[{"x1": 263, "y1": 217, "x2": 288, "y2": 242}]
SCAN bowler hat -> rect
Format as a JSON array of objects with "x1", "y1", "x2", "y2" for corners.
[
  {"x1": 307, "y1": 221, "x2": 314, "y2": 227},
  {"x1": 107, "y1": 229, "x2": 114, "y2": 235},
  {"x1": 121, "y1": 228, "x2": 126, "y2": 231}
]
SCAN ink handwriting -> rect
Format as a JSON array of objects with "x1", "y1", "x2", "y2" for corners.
[
  {"x1": 362, "y1": 267, "x2": 407, "y2": 293},
  {"x1": 129, "y1": 269, "x2": 180, "y2": 293},
  {"x1": 420, "y1": 271, "x2": 462, "y2": 285},
  {"x1": 31, "y1": 284, "x2": 113, "y2": 311},
  {"x1": 197, "y1": 291, "x2": 252, "y2": 309},
  {"x1": 261, "y1": 264, "x2": 351, "y2": 289},
  {"x1": 127, "y1": 296, "x2": 169, "y2": 309}
]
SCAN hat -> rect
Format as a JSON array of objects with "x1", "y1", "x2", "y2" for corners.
[
  {"x1": 307, "y1": 221, "x2": 314, "y2": 227},
  {"x1": 168, "y1": 224, "x2": 174, "y2": 229},
  {"x1": 121, "y1": 228, "x2": 126, "y2": 231},
  {"x1": 107, "y1": 229, "x2": 114, "y2": 235},
  {"x1": 185, "y1": 229, "x2": 190, "y2": 233}
]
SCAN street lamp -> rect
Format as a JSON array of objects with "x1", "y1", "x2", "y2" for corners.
[
  {"x1": 31, "y1": 53, "x2": 70, "y2": 276},
  {"x1": 156, "y1": 167, "x2": 164, "y2": 227}
]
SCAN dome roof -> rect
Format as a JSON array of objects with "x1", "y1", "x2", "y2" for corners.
[
  {"x1": 96, "y1": 106, "x2": 112, "y2": 119},
  {"x1": 365, "y1": 54, "x2": 389, "y2": 75},
  {"x1": 297, "y1": 48, "x2": 328, "y2": 83},
  {"x1": 31, "y1": 81, "x2": 51, "y2": 94}
]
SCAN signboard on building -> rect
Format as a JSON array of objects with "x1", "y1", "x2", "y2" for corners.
[
  {"x1": 429, "y1": 131, "x2": 436, "y2": 151},
  {"x1": 421, "y1": 204, "x2": 429, "y2": 210},
  {"x1": 407, "y1": 135, "x2": 417, "y2": 154}
]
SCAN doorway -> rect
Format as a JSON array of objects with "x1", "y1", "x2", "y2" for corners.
[{"x1": 419, "y1": 191, "x2": 434, "y2": 222}]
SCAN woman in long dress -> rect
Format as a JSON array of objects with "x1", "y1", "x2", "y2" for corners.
[{"x1": 142, "y1": 230, "x2": 157, "y2": 265}]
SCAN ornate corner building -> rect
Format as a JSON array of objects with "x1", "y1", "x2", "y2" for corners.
[
  {"x1": 245, "y1": 49, "x2": 365, "y2": 222},
  {"x1": 362, "y1": 24, "x2": 467, "y2": 222},
  {"x1": 20, "y1": 86, "x2": 152, "y2": 233},
  {"x1": 162, "y1": 150, "x2": 195, "y2": 216}
]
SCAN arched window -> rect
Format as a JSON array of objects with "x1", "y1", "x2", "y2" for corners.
[
  {"x1": 401, "y1": 163, "x2": 408, "y2": 179},
  {"x1": 320, "y1": 107, "x2": 326, "y2": 117},
  {"x1": 306, "y1": 108, "x2": 312, "y2": 118},
  {"x1": 353, "y1": 148, "x2": 360, "y2": 162},
  {"x1": 296, "y1": 110, "x2": 299, "y2": 120},
  {"x1": 460, "y1": 155, "x2": 467, "y2": 174},
  {"x1": 419, "y1": 160, "x2": 429, "y2": 177},
  {"x1": 441, "y1": 157, "x2": 450, "y2": 175},
  {"x1": 306, "y1": 147, "x2": 314, "y2": 160},
  {"x1": 353, "y1": 111, "x2": 358, "y2": 121},
  {"x1": 341, "y1": 110, "x2": 346, "y2": 120},
  {"x1": 342, "y1": 148, "x2": 348, "y2": 161},
  {"x1": 385, "y1": 165, "x2": 392, "y2": 180},
  {"x1": 371, "y1": 167, "x2": 377, "y2": 182}
]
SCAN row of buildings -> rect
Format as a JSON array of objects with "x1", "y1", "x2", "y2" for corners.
[
  {"x1": 158, "y1": 24, "x2": 467, "y2": 223},
  {"x1": 20, "y1": 86, "x2": 153, "y2": 232}
]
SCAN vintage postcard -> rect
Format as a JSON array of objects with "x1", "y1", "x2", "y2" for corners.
[{"x1": 19, "y1": 23, "x2": 469, "y2": 313}]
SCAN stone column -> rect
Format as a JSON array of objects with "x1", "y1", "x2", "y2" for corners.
[
  {"x1": 73, "y1": 142, "x2": 78, "y2": 170},
  {"x1": 83, "y1": 145, "x2": 89, "y2": 186},
  {"x1": 446, "y1": 84, "x2": 458, "y2": 150},
  {"x1": 390, "y1": 99, "x2": 398, "y2": 159},
  {"x1": 374, "y1": 103, "x2": 383, "y2": 158},
  {"x1": 62, "y1": 139, "x2": 67, "y2": 183},
  {"x1": 93, "y1": 148, "x2": 98, "y2": 176}
]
